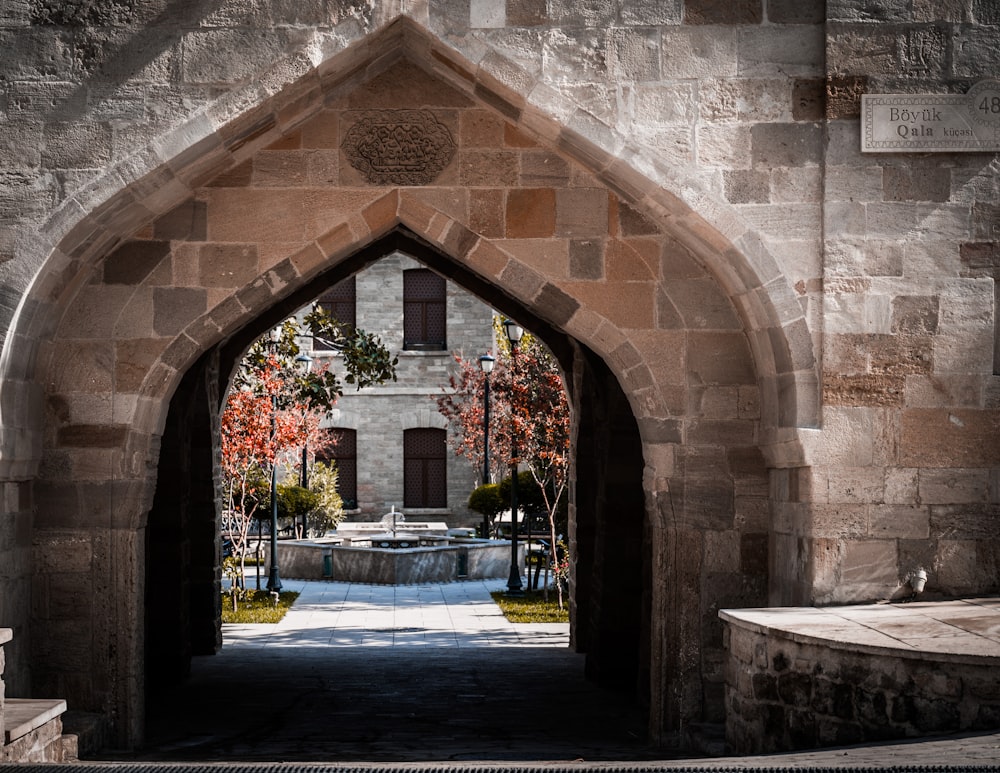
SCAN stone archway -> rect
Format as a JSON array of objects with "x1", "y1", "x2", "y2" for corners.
[{"x1": 10, "y1": 19, "x2": 814, "y2": 750}]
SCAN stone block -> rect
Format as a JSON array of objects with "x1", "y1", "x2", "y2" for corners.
[
  {"x1": 541, "y1": 27, "x2": 605, "y2": 83},
  {"x1": 606, "y1": 239, "x2": 657, "y2": 280},
  {"x1": 569, "y1": 239, "x2": 603, "y2": 279},
  {"x1": 505, "y1": 188, "x2": 555, "y2": 237},
  {"x1": 768, "y1": 0, "x2": 825, "y2": 24},
  {"x1": 45, "y1": 342, "x2": 115, "y2": 396},
  {"x1": 724, "y1": 170, "x2": 769, "y2": 204},
  {"x1": 181, "y1": 30, "x2": 286, "y2": 85},
  {"x1": 496, "y1": 236, "x2": 568, "y2": 278},
  {"x1": 825, "y1": 374, "x2": 905, "y2": 408},
  {"x1": 901, "y1": 408, "x2": 1000, "y2": 467},
  {"x1": 959, "y1": 242, "x2": 1000, "y2": 276},
  {"x1": 953, "y1": 26, "x2": 1000, "y2": 78},
  {"x1": 58, "y1": 286, "x2": 135, "y2": 341},
  {"x1": 890, "y1": 295, "x2": 939, "y2": 335},
  {"x1": 506, "y1": 0, "x2": 548, "y2": 26},
  {"x1": 661, "y1": 27, "x2": 738, "y2": 78},
  {"x1": 684, "y1": 0, "x2": 762, "y2": 24},
  {"x1": 670, "y1": 277, "x2": 743, "y2": 330},
  {"x1": 104, "y1": 241, "x2": 170, "y2": 285},
  {"x1": 469, "y1": 188, "x2": 504, "y2": 238},
  {"x1": 825, "y1": 166, "x2": 882, "y2": 203},
  {"x1": 470, "y1": 0, "x2": 504, "y2": 27},
  {"x1": 705, "y1": 529, "x2": 740, "y2": 572},
  {"x1": 918, "y1": 468, "x2": 991, "y2": 505},
  {"x1": 738, "y1": 27, "x2": 824, "y2": 77},
  {"x1": 198, "y1": 243, "x2": 259, "y2": 288},
  {"x1": 741, "y1": 532, "x2": 769, "y2": 574},
  {"x1": 791, "y1": 78, "x2": 825, "y2": 121},
  {"x1": 555, "y1": 188, "x2": 608, "y2": 237},
  {"x1": 605, "y1": 27, "x2": 660, "y2": 80},
  {"x1": 825, "y1": 75, "x2": 867, "y2": 120},
  {"x1": 459, "y1": 149, "x2": 519, "y2": 186},
  {"x1": 252, "y1": 150, "x2": 308, "y2": 187},
  {"x1": 751, "y1": 123, "x2": 822, "y2": 168},
  {"x1": 933, "y1": 331, "x2": 994, "y2": 375},
  {"x1": 152, "y1": 287, "x2": 207, "y2": 337},
  {"x1": 934, "y1": 539, "x2": 982, "y2": 593},
  {"x1": 688, "y1": 331, "x2": 756, "y2": 384},
  {"x1": 841, "y1": 538, "x2": 898, "y2": 586},
  {"x1": 882, "y1": 166, "x2": 951, "y2": 203},
  {"x1": 546, "y1": 0, "x2": 620, "y2": 26},
  {"x1": 869, "y1": 505, "x2": 930, "y2": 540},
  {"x1": 739, "y1": 202, "x2": 821, "y2": 240},
  {"x1": 42, "y1": 122, "x2": 113, "y2": 169},
  {"x1": 772, "y1": 167, "x2": 822, "y2": 204},
  {"x1": 153, "y1": 201, "x2": 207, "y2": 242},
  {"x1": 903, "y1": 374, "x2": 982, "y2": 409},
  {"x1": 825, "y1": 467, "x2": 885, "y2": 505},
  {"x1": 519, "y1": 150, "x2": 570, "y2": 187},
  {"x1": 696, "y1": 124, "x2": 750, "y2": 168}
]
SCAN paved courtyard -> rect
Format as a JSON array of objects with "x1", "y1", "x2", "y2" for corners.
[{"x1": 101, "y1": 577, "x2": 1000, "y2": 768}]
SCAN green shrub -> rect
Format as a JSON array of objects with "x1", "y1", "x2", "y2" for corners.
[
  {"x1": 498, "y1": 471, "x2": 544, "y2": 513},
  {"x1": 468, "y1": 483, "x2": 503, "y2": 517},
  {"x1": 277, "y1": 484, "x2": 319, "y2": 519}
]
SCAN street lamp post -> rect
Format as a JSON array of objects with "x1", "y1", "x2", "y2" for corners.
[
  {"x1": 478, "y1": 353, "x2": 495, "y2": 539},
  {"x1": 503, "y1": 319, "x2": 524, "y2": 596},
  {"x1": 295, "y1": 351, "x2": 313, "y2": 540},
  {"x1": 266, "y1": 327, "x2": 283, "y2": 593}
]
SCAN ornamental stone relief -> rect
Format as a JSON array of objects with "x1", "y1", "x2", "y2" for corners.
[{"x1": 342, "y1": 109, "x2": 456, "y2": 185}]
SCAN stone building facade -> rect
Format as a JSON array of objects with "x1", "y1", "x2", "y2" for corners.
[
  {"x1": 312, "y1": 252, "x2": 492, "y2": 523},
  {"x1": 0, "y1": 0, "x2": 997, "y2": 754}
]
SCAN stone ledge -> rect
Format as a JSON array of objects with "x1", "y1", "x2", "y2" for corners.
[
  {"x1": 721, "y1": 597, "x2": 1000, "y2": 665},
  {"x1": 4, "y1": 699, "x2": 67, "y2": 745},
  {"x1": 722, "y1": 598, "x2": 1000, "y2": 754}
]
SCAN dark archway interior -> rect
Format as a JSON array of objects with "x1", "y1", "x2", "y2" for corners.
[{"x1": 145, "y1": 228, "x2": 650, "y2": 753}]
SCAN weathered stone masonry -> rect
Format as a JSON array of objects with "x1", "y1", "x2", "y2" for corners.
[{"x1": 0, "y1": 0, "x2": 996, "y2": 752}]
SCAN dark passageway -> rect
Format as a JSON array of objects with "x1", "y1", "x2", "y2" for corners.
[
  {"x1": 131, "y1": 646, "x2": 658, "y2": 761},
  {"x1": 132, "y1": 579, "x2": 658, "y2": 762}
]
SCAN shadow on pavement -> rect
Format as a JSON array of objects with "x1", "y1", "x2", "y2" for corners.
[{"x1": 119, "y1": 646, "x2": 666, "y2": 762}]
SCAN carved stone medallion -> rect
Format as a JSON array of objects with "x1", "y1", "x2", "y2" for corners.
[{"x1": 342, "y1": 109, "x2": 456, "y2": 186}]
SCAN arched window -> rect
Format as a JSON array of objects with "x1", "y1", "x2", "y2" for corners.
[
  {"x1": 403, "y1": 428, "x2": 447, "y2": 508},
  {"x1": 320, "y1": 428, "x2": 357, "y2": 510},
  {"x1": 314, "y1": 277, "x2": 356, "y2": 351},
  {"x1": 403, "y1": 268, "x2": 446, "y2": 350}
]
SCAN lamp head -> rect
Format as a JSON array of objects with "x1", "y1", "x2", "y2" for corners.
[
  {"x1": 478, "y1": 353, "x2": 495, "y2": 374},
  {"x1": 502, "y1": 319, "x2": 524, "y2": 344},
  {"x1": 295, "y1": 352, "x2": 313, "y2": 375}
]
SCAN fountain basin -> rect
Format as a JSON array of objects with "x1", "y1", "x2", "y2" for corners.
[{"x1": 275, "y1": 539, "x2": 523, "y2": 584}]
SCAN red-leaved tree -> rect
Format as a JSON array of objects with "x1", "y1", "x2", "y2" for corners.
[
  {"x1": 221, "y1": 312, "x2": 397, "y2": 586},
  {"x1": 436, "y1": 325, "x2": 571, "y2": 604},
  {"x1": 221, "y1": 355, "x2": 327, "y2": 584}
]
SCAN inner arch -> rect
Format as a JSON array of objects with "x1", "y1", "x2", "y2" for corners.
[{"x1": 145, "y1": 231, "x2": 650, "y2": 746}]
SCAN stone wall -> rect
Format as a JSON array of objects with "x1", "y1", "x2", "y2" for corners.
[
  {"x1": 724, "y1": 615, "x2": 1000, "y2": 754},
  {"x1": 767, "y1": 0, "x2": 1000, "y2": 608},
  {"x1": 0, "y1": 0, "x2": 997, "y2": 751}
]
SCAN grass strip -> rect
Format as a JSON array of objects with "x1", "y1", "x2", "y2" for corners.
[
  {"x1": 491, "y1": 590, "x2": 569, "y2": 623},
  {"x1": 222, "y1": 590, "x2": 299, "y2": 624}
]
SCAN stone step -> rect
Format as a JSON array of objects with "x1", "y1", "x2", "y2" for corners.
[{"x1": 4, "y1": 699, "x2": 67, "y2": 745}]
